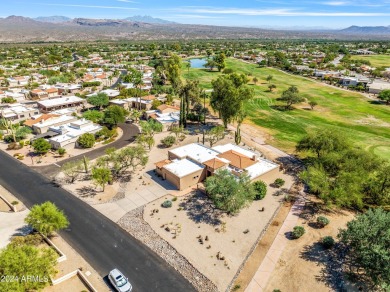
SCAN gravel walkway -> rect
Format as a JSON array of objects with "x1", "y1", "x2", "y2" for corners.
[{"x1": 118, "y1": 207, "x2": 218, "y2": 292}]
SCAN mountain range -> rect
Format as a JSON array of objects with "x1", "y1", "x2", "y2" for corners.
[{"x1": 0, "y1": 15, "x2": 388, "y2": 42}]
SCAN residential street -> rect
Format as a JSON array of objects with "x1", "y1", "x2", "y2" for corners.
[
  {"x1": 33, "y1": 123, "x2": 139, "y2": 177},
  {"x1": 0, "y1": 150, "x2": 196, "y2": 292}
]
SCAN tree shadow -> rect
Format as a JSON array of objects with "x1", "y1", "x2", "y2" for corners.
[
  {"x1": 12, "y1": 225, "x2": 33, "y2": 237},
  {"x1": 179, "y1": 191, "x2": 223, "y2": 226},
  {"x1": 76, "y1": 186, "x2": 98, "y2": 198},
  {"x1": 270, "y1": 105, "x2": 290, "y2": 111}
]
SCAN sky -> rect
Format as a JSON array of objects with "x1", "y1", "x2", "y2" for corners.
[{"x1": 2, "y1": 0, "x2": 390, "y2": 29}]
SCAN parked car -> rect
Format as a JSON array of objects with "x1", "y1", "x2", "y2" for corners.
[{"x1": 108, "y1": 269, "x2": 132, "y2": 292}]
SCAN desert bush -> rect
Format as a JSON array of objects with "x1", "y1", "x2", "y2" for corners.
[
  {"x1": 274, "y1": 178, "x2": 285, "y2": 188},
  {"x1": 57, "y1": 148, "x2": 66, "y2": 156},
  {"x1": 253, "y1": 180, "x2": 267, "y2": 200},
  {"x1": 172, "y1": 197, "x2": 178, "y2": 202},
  {"x1": 11, "y1": 201, "x2": 19, "y2": 205},
  {"x1": 317, "y1": 216, "x2": 330, "y2": 228},
  {"x1": 77, "y1": 133, "x2": 95, "y2": 148},
  {"x1": 161, "y1": 135, "x2": 176, "y2": 148},
  {"x1": 161, "y1": 200, "x2": 172, "y2": 208},
  {"x1": 321, "y1": 236, "x2": 335, "y2": 249},
  {"x1": 10, "y1": 233, "x2": 43, "y2": 247},
  {"x1": 292, "y1": 226, "x2": 305, "y2": 239}
]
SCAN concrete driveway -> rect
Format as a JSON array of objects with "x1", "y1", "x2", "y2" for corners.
[{"x1": 0, "y1": 209, "x2": 30, "y2": 248}]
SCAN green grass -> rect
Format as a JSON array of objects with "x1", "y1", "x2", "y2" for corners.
[
  {"x1": 182, "y1": 58, "x2": 390, "y2": 161},
  {"x1": 351, "y1": 54, "x2": 390, "y2": 68}
]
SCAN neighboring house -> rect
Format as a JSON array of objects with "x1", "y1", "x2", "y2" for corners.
[
  {"x1": 146, "y1": 105, "x2": 180, "y2": 130},
  {"x1": 155, "y1": 143, "x2": 279, "y2": 191},
  {"x1": 314, "y1": 70, "x2": 341, "y2": 79},
  {"x1": 7, "y1": 76, "x2": 30, "y2": 88},
  {"x1": 45, "y1": 88, "x2": 59, "y2": 98},
  {"x1": 24, "y1": 113, "x2": 60, "y2": 129},
  {"x1": 367, "y1": 80, "x2": 390, "y2": 94},
  {"x1": 48, "y1": 119, "x2": 102, "y2": 149},
  {"x1": 0, "y1": 104, "x2": 40, "y2": 123},
  {"x1": 31, "y1": 115, "x2": 78, "y2": 134},
  {"x1": 87, "y1": 89, "x2": 120, "y2": 99},
  {"x1": 30, "y1": 89, "x2": 48, "y2": 100},
  {"x1": 37, "y1": 96, "x2": 86, "y2": 113},
  {"x1": 54, "y1": 83, "x2": 82, "y2": 95}
]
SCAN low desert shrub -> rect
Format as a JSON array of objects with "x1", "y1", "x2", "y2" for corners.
[
  {"x1": 321, "y1": 236, "x2": 335, "y2": 249},
  {"x1": 292, "y1": 226, "x2": 305, "y2": 239},
  {"x1": 161, "y1": 200, "x2": 172, "y2": 208},
  {"x1": 161, "y1": 135, "x2": 176, "y2": 148},
  {"x1": 274, "y1": 178, "x2": 285, "y2": 188},
  {"x1": 317, "y1": 216, "x2": 330, "y2": 227}
]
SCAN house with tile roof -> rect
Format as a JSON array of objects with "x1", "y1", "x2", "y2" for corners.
[{"x1": 155, "y1": 143, "x2": 279, "y2": 191}]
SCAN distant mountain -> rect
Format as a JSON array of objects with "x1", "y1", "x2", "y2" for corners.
[
  {"x1": 34, "y1": 16, "x2": 71, "y2": 23},
  {"x1": 124, "y1": 15, "x2": 174, "y2": 24},
  {"x1": 340, "y1": 25, "x2": 390, "y2": 34},
  {"x1": 72, "y1": 18, "x2": 149, "y2": 28},
  {"x1": 4, "y1": 15, "x2": 36, "y2": 23}
]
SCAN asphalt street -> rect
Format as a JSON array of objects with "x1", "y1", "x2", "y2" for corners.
[
  {"x1": 34, "y1": 123, "x2": 140, "y2": 177},
  {"x1": 0, "y1": 150, "x2": 196, "y2": 292}
]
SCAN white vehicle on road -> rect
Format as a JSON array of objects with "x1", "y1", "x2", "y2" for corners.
[{"x1": 108, "y1": 269, "x2": 132, "y2": 292}]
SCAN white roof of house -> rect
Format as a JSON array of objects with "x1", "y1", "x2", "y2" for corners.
[
  {"x1": 49, "y1": 123, "x2": 102, "y2": 143},
  {"x1": 51, "y1": 108, "x2": 76, "y2": 115},
  {"x1": 155, "y1": 112, "x2": 180, "y2": 124},
  {"x1": 37, "y1": 96, "x2": 84, "y2": 108},
  {"x1": 213, "y1": 143, "x2": 257, "y2": 159},
  {"x1": 163, "y1": 158, "x2": 204, "y2": 178},
  {"x1": 245, "y1": 159, "x2": 278, "y2": 180},
  {"x1": 170, "y1": 143, "x2": 220, "y2": 163},
  {"x1": 110, "y1": 99, "x2": 128, "y2": 105},
  {"x1": 33, "y1": 115, "x2": 76, "y2": 129},
  {"x1": 368, "y1": 80, "x2": 390, "y2": 90}
]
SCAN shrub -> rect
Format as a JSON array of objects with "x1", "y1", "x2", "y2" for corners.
[
  {"x1": 292, "y1": 226, "x2": 305, "y2": 239},
  {"x1": 253, "y1": 180, "x2": 267, "y2": 200},
  {"x1": 321, "y1": 236, "x2": 335, "y2": 249},
  {"x1": 57, "y1": 148, "x2": 66, "y2": 156},
  {"x1": 161, "y1": 135, "x2": 176, "y2": 148},
  {"x1": 77, "y1": 133, "x2": 95, "y2": 148},
  {"x1": 11, "y1": 201, "x2": 19, "y2": 205},
  {"x1": 172, "y1": 197, "x2": 178, "y2": 201},
  {"x1": 32, "y1": 138, "x2": 51, "y2": 154},
  {"x1": 10, "y1": 233, "x2": 43, "y2": 247},
  {"x1": 19, "y1": 141, "x2": 24, "y2": 147},
  {"x1": 317, "y1": 216, "x2": 330, "y2": 228},
  {"x1": 161, "y1": 200, "x2": 172, "y2": 208},
  {"x1": 274, "y1": 178, "x2": 285, "y2": 188}
]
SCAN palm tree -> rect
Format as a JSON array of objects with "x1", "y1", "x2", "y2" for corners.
[{"x1": 186, "y1": 61, "x2": 191, "y2": 79}]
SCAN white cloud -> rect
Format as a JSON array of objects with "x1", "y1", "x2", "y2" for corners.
[
  {"x1": 117, "y1": 0, "x2": 138, "y2": 3},
  {"x1": 322, "y1": 1, "x2": 349, "y2": 5},
  {"x1": 36, "y1": 3, "x2": 138, "y2": 10},
  {"x1": 172, "y1": 6, "x2": 390, "y2": 16}
]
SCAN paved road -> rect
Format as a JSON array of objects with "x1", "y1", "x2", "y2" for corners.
[
  {"x1": 110, "y1": 69, "x2": 127, "y2": 89},
  {"x1": 0, "y1": 150, "x2": 196, "y2": 292},
  {"x1": 34, "y1": 123, "x2": 139, "y2": 177}
]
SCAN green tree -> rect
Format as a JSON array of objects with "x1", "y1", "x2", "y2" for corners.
[
  {"x1": 268, "y1": 84, "x2": 276, "y2": 92},
  {"x1": 178, "y1": 80, "x2": 201, "y2": 127},
  {"x1": 25, "y1": 202, "x2": 69, "y2": 237},
  {"x1": 0, "y1": 244, "x2": 57, "y2": 291},
  {"x1": 253, "y1": 77, "x2": 258, "y2": 85},
  {"x1": 280, "y1": 85, "x2": 304, "y2": 110},
  {"x1": 32, "y1": 138, "x2": 51, "y2": 155},
  {"x1": 211, "y1": 74, "x2": 254, "y2": 128},
  {"x1": 338, "y1": 209, "x2": 390, "y2": 289},
  {"x1": 214, "y1": 53, "x2": 226, "y2": 72},
  {"x1": 378, "y1": 89, "x2": 390, "y2": 104},
  {"x1": 77, "y1": 133, "x2": 95, "y2": 148},
  {"x1": 253, "y1": 180, "x2": 267, "y2": 200},
  {"x1": 206, "y1": 125, "x2": 225, "y2": 147},
  {"x1": 296, "y1": 129, "x2": 350, "y2": 158},
  {"x1": 61, "y1": 160, "x2": 82, "y2": 183},
  {"x1": 82, "y1": 110, "x2": 104, "y2": 123},
  {"x1": 87, "y1": 93, "x2": 109, "y2": 109},
  {"x1": 308, "y1": 100, "x2": 318, "y2": 110},
  {"x1": 92, "y1": 167, "x2": 112, "y2": 191},
  {"x1": 205, "y1": 169, "x2": 255, "y2": 214},
  {"x1": 266, "y1": 75, "x2": 273, "y2": 83},
  {"x1": 103, "y1": 105, "x2": 128, "y2": 128}
]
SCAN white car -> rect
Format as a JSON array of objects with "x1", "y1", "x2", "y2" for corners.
[{"x1": 108, "y1": 269, "x2": 132, "y2": 292}]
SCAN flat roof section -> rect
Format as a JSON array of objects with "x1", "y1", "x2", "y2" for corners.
[
  {"x1": 163, "y1": 159, "x2": 204, "y2": 178},
  {"x1": 169, "y1": 143, "x2": 220, "y2": 164}
]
